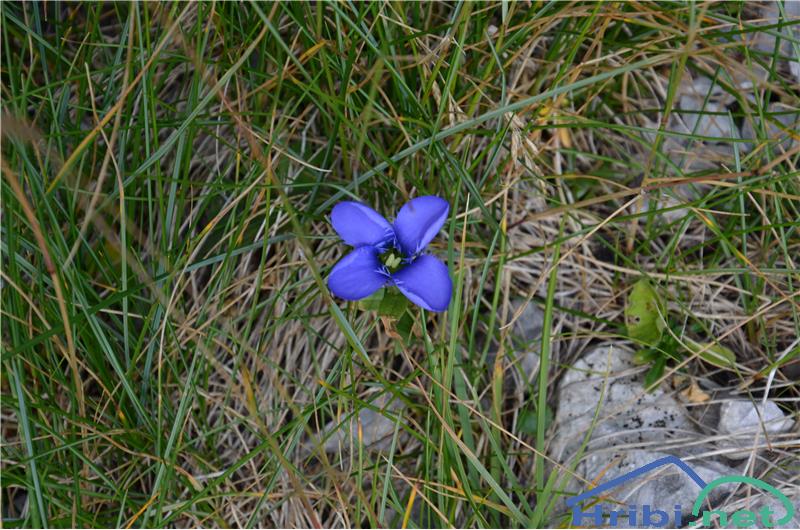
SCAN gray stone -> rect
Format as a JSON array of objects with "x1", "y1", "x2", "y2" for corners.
[
  {"x1": 551, "y1": 344, "x2": 696, "y2": 462},
  {"x1": 636, "y1": 193, "x2": 695, "y2": 224},
  {"x1": 509, "y1": 300, "x2": 543, "y2": 383},
  {"x1": 676, "y1": 97, "x2": 737, "y2": 141},
  {"x1": 655, "y1": 74, "x2": 740, "y2": 172},
  {"x1": 569, "y1": 450, "x2": 735, "y2": 528},
  {"x1": 715, "y1": 399, "x2": 795, "y2": 459},
  {"x1": 740, "y1": 102, "x2": 799, "y2": 154},
  {"x1": 730, "y1": 61, "x2": 770, "y2": 92},
  {"x1": 488, "y1": 300, "x2": 543, "y2": 385},
  {"x1": 322, "y1": 394, "x2": 403, "y2": 453},
  {"x1": 748, "y1": 2, "x2": 800, "y2": 59},
  {"x1": 784, "y1": 0, "x2": 800, "y2": 82},
  {"x1": 549, "y1": 344, "x2": 742, "y2": 528},
  {"x1": 718, "y1": 400, "x2": 794, "y2": 436},
  {"x1": 509, "y1": 299, "x2": 545, "y2": 346},
  {"x1": 724, "y1": 3, "x2": 800, "y2": 84},
  {"x1": 733, "y1": 2, "x2": 800, "y2": 83}
]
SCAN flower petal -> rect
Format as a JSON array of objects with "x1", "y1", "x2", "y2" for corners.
[
  {"x1": 331, "y1": 201, "x2": 394, "y2": 248},
  {"x1": 328, "y1": 246, "x2": 388, "y2": 301},
  {"x1": 392, "y1": 255, "x2": 451, "y2": 312},
  {"x1": 393, "y1": 196, "x2": 449, "y2": 256}
]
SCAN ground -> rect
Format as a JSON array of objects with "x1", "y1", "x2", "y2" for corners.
[{"x1": 1, "y1": 2, "x2": 799, "y2": 528}]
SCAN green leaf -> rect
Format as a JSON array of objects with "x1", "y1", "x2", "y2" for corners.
[
  {"x1": 625, "y1": 279, "x2": 666, "y2": 346},
  {"x1": 686, "y1": 338, "x2": 737, "y2": 368},
  {"x1": 358, "y1": 289, "x2": 384, "y2": 312},
  {"x1": 633, "y1": 348, "x2": 659, "y2": 365},
  {"x1": 644, "y1": 355, "x2": 666, "y2": 392},
  {"x1": 379, "y1": 289, "x2": 408, "y2": 319},
  {"x1": 658, "y1": 332, "x2": 682, "y2": 361},
  {"x1": 396, "y1": 312, "x2": 415, "y2": 343}
]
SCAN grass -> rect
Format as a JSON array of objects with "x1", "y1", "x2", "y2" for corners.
[{"x1": 2, "y1": 1, "x2": 799, "y2": 528}]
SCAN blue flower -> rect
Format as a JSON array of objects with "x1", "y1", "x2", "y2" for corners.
[{"x1": 327, "y1": 196, "x2": 452, "y2": 312}]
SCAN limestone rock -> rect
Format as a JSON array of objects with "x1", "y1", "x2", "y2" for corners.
[
  {"x1": 322, "y1": 394, "x2": 403, "y2": 453},
  {"x1": 551, "y1": 344, "x2": 695, "y2": 462},
  {"x1": 715, "y1": 399, "x2": 795, "y2": 459}
]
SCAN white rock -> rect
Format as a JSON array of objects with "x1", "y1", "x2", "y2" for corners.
[
  {"x1": 752, "y1": 2, "x2": 800, "y2": 58},
  {"x1": 725, "y1": 3, "x2": 800, "y2": 84},
  {"x1": 550, "y1": 345, "x2": 742, "y2": 528},
  {"x1": 322, "y1": 394, "x2": 403, "y2": 453},
  {"x1": 569, "y1": 450, "x2": 735, "y2": 528},
  {"x1": 510, "y1": 300, "x2": 543, "y2": 381},
  {"x1": 718, "y1": 400, "x2": 794, "y2": 436},
  {"x1": 551, "y1": 344, "x2": 696, "y2": 462},
  {"x1": 491, "y1": 300, "x2": 543, "y2": 385},
  {"x1": 740, "y1": 102, "x2": 800, "y2": 154},
  {"x1": 516, "y1": 352, "x2": 540, "y2": 383},
  {"x1": 676, "y1": 97, "x2": 737, "y2": 140},
  {"x1": 509, "y1": 299, "x2": 544, "y2": 346},
  {"x1": 715, "y1": 399, "x2": 795, "y2": 459},
  {"x1": 656, "y1": 74, "x2": 740, "y2": 172},
  {"x1": 731, "y1": 61, "x2": 770, "y2": 92},
  {"x1": 636, "y1": 193, "x2": 694, "y2": 224}
]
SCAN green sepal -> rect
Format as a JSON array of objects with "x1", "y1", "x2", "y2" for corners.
[
  {"x1": 358, "y1": 289, "x2": 384, "y2": 311},
  {"x1": 379, "y1": 289, "x2": 408, "y2": 319}
]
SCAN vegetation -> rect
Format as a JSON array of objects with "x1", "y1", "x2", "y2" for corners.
[{"x1": 2, "y1": 2, "x2": 798, "y2": 527}]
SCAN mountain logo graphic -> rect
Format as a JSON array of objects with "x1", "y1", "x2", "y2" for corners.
[{"x1": 566, "y1": 455, "x2": 795, "y2": 528}]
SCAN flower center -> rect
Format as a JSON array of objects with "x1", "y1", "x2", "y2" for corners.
[{"x1": 380, "y1": 249, "x2": 405, "y2": 273}]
